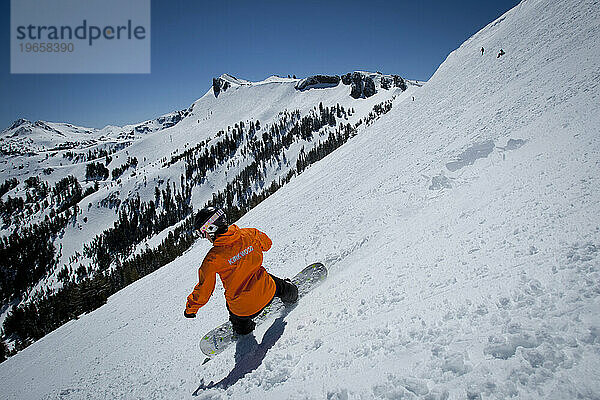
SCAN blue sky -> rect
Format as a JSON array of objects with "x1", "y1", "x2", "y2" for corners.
[{"x1": 0, "y1": 0, "x2": 520, "y2": 129}]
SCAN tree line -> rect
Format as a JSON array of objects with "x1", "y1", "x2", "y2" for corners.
[
  {"x1": 1, "y1": 217, "x2": 194, "y2": 358},
  {"x1": 0, "y1": 98, "x2": 395, "y2": 362},
  {"x1": 0, "y1": 175, "x2": 100, "y2": 303},
  {"x1": 1, "y1": 176, "x2": 193, "y2": 359}
]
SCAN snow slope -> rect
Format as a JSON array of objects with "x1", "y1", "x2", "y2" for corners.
[
  {"x1": 1, "y1": 0, "x2": 600, "y2": 398},
  {"x1": 0, "y1": 70, "x2": 410, "y2": 305}
]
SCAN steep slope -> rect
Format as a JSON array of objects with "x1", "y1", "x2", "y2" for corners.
[
  {"x1": 1, "y1": 0, "x2": 599, "y2": 398},
  {"x1": 0, "y1": 71, "x2": 412, "y2": 314}
]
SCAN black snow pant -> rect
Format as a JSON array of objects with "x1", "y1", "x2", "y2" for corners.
[{"x1": 228, "y1": 274, "x2": 297, "y2": 335}]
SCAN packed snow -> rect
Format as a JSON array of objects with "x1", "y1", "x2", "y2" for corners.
[{"x1": 1, "y1": 0, "x2": 599, "y2": 398}]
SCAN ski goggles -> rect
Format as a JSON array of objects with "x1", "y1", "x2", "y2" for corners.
[{"x1": 194, "y1": 209, "x2": 225, "y2": 239}]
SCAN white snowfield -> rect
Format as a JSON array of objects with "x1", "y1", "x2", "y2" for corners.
[
  {"x1": 0, "y1": 67, "x2": 406, "y2": 302},
  {"x1": 2, "y1": 0, "x2": 600, "y2": 398}
]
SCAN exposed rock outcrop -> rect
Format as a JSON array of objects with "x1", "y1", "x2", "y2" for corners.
[
  {"x1": 212, "y1": 77, "x2": 231, "y2": 97},
  {"x1": 294, "y1": 75, "x2": 341, "y2": 91},
  {"x1": 341, "y1": 72, "x2": 407, "y2": 98},
  {"x1": 380, "y1": 75, "x2": 407, "y2": 91},
  {"x1": 341, "y1": 72, "x2": 377, "y2": 99},
  {"x1": 212, "y1": 74, "x2": 252, "y2": 97}
]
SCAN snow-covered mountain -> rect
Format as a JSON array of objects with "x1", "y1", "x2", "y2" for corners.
[
  {"x1": 1, "y1": 0, "x2": 599, "y2": 398},
  {"x1": 0, "y1": 71, "x2": 413, "y2": 329}
]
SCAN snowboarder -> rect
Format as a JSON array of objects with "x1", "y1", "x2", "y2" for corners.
[
  {"x1": 481, "y1": 47, "x2": 485, "y2": 55},
  {"x1": 497, "y1": 49, "x2": 505, "y2": 58},
  {"x1": 184, "y1": 207, "x2": 298, "y2": 335}
]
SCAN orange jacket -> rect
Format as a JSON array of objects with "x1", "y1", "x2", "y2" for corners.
[{"x1": 185, "y1": 225, "x2": 276, "y2": 317}]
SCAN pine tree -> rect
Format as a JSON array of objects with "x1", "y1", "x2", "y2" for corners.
[{"x1": 0, "y1": 337, "x2": 9, "y2": 362}]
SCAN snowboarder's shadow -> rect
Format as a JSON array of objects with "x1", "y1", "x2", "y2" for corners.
[{"x1": 193, "y1": 306, "x2": 294, "y2": 394}]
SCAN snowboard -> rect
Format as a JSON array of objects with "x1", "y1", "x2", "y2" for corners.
[{"x1": 199, "y1": 262, "x2": 327, "y2": 357}]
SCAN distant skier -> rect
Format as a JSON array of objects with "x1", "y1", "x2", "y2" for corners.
[
  {"x1": 497, "y1": 49, "x2": 505, "y2": 58},
  {"x1": 184, "y1": 207, "x2": 298, "y2": 335},
  {"x1": 481, "y1": 47, "x2": 485, "y2": 55}
]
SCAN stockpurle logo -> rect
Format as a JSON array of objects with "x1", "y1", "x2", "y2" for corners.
[{"x1": 11, "y1": 0, "x2": 150, "y2": 74}]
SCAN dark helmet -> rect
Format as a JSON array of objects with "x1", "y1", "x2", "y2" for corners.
[{"x1": 194, "y1": 207, "x2": 228, "y2": 240}]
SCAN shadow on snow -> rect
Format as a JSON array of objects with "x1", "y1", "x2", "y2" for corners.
[{"x1": 193, "y1": 307, "x2": 293, "y2": 394}]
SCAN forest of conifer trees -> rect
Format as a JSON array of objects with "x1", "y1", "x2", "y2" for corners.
[{"x1": 0, "y1": 98, "x2": 395, "y2": 361}]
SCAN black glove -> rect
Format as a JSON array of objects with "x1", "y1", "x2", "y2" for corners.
[{"x1": 184, "y1": 311, "x2": 196, "y2": 318}]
